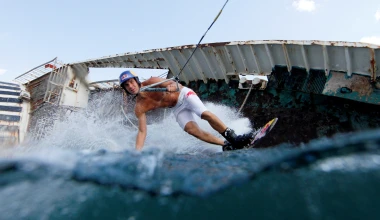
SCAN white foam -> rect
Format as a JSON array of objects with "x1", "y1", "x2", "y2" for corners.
[{"x1": 1, "y1": 94, "x2": 254, "y2": 158}]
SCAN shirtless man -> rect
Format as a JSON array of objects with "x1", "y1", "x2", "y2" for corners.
[{"x1": 119, "y1": 70, "x2": 253, "y2": 151}]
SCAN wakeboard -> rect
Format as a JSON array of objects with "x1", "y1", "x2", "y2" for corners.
[{"x1": 246, "y1": 117, "x2": 278, "y2": 148}]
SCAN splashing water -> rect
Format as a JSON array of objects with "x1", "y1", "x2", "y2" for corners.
[
  {"x1": 8, "y1": 93, "x2": 252, "y2": 156},
  {"x1": 1, "y1": 91, "x2": 254, "y2": 171},
  {"x1": 1, "y1": 92, "x2": 380, "y2": 219}
]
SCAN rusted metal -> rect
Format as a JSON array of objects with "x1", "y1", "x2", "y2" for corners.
[
  {"x1": 200, "y1": 48, "x2": 218, "y2": 80},
  {"x1": 14, "y1": 57, "x2": 63, "y2": 85},
  {"x1": 345, "y1": 47, "x2": 352, "y2": 77},
  {"x1": 70, "y1": 40, "x2": 380, "y2": 76},
  {"x1": 177, "y1": 49, "x2": 198, "y2": 82},
  {"x1": 183, "y1": 49, "x2": 207, "y2": 83},
  {"x1": 224, "y1": 46, "x2": 237, "y2": 74},
  {"x1": 322, "y1": 45, "x2": 330, "y2": 77},
  {"x1": 282, "y1": 44, "x2": 291, "y2": 73},
  {"x1": 250, "y1": 45, "x2": 262, "y2": 75},
  {"x1": 26, "y1": 74, "x2": 50, "y2": 111},
  {"x1": 89, "y1": 80, "x2": 119, "y2": 91},
  {"x1": 212, "y1": 47, "x2": 229, "y2": 83},
  {"x1": 204, "y1": 42, "x2": 230, "y2": 47},
  {"x1": 265, "y1": 44, "x2": 275, "y2": 70},
  {"x1": 301, "y1": 45, "x2": 310, "y2": 75},
  {"x1": 370, "y1": 48, "x2": 376, "y2": 81},
  {"x1": 62, "y1": 40, "x2": 380, "y2": 104},
  {"x1": 323, "y1": 72, "x2": 378, "y2": 104}
]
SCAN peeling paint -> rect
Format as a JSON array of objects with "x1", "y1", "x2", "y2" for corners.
[
  {"x1": 187, "y1": 80, "x2": 380, "y2": 148},
  {"x1": 323, "y1": 71, "x2": 380, "y2": 104},
  {"x1": 61, "y1": 40, "x2": 380, "y2": 106}
]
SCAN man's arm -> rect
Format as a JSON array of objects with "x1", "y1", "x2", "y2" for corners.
[
  {"x1": 135, "y1": 111, "x2": 147, "y2": 150},
  {"x1": 143, "y1": 77, "x2": 179, "y2": 91}
]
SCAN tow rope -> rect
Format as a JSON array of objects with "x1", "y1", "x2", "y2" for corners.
[{"x1": 141, "y1": 0, "x2": 230, "y2": 92}]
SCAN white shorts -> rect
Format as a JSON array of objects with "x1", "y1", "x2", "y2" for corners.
[{"x1": 172, "y1": 87, "x2": 208, "y2": 130}]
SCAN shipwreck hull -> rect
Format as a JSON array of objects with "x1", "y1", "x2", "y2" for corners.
[
  {"x1": 186, "y1": 78, "x2": 380, "y2": 148},
  {"x1": 3, "y1": 40, "x2": 380, "y2": 147}
]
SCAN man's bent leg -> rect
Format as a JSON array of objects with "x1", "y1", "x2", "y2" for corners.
[
  {"x1": 201, "y1": 111, "x2": 253, "y2": 149},
  {"x1": 184, "y1": 121, "x2": 225, "y2": 146},
  {"x1": 200, "y1": 111, "x2": 227, "y2": 133}
]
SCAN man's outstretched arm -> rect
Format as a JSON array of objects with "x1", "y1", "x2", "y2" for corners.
[{"x1": 135, "y1": 112, "x2": 147, "y2": 150}]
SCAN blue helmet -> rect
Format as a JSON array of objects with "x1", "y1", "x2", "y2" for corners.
[
  {"x1": 119, "y1": 70, "x2": 141, "y2": 85},
  {"x1": 119, "y1": 70, "x2": 141, "y2": 94}
]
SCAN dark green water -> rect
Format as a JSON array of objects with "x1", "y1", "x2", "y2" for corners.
[{"x1": 1, "y1": 128, "x2": 379, "y2": 220}]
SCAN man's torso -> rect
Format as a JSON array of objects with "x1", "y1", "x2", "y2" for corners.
[{"x1": 135, "y1": 81, "x2": 184, "y2": 114}]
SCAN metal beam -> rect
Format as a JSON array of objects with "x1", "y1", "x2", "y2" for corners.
[
  {"x1": 301, "y1": 45, "x2": 310, "y2": 75},
  {"x1": 282, "y1": 44, "x2": 291, "y2": 73},
  {"x1": 177, "y1": 49, "x2": 197, "y2": 81},
  {"x1": 345, "y1": 47, "x2": 352, "y2": 77},
  {"x1": 200, "y1": 48, "x2": 218, "y2": 80},
  {"x1": 167, "y1": 50, "x2": 189, "y2": 84},
  {"x1": 323, "y1": 45, "x2": 330, "y2": 77},
  {"x1": 224, "y1": 46, "x2": 237, "y2": 74},
  {"x1": 265, "y1": 44, "x2": 275, "y2": 72},
  {"x1": 250, "y1": 45, "x2": 261, "y2": 74},
  {"x1": 184, "y1": 49, "x2": 207, "y2": 83},
  {"x1": 212, "y1": 47, "x2": 229, "y2": 83}
]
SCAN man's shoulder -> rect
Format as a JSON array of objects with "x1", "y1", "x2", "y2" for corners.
[{"x1": 142, "y1": 77, "x2": 163, "y2": 85}]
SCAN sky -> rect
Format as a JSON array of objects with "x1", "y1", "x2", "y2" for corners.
[{"x1": 1, "y1": 0, "x2": 380, "y2": 83}]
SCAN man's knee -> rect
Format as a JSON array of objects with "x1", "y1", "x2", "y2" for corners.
[
  {"x1": 184, "y1": 121, "x2": 201, "y2": 136},
  {"x1": 184, "y1": 121, "x2": 196, "y2": 133},
  {"x1": 201, "y1": 111, "x2": 213, "y2": 120}
]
